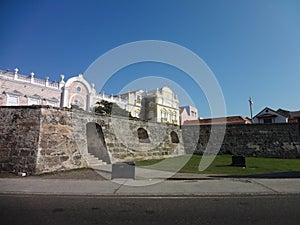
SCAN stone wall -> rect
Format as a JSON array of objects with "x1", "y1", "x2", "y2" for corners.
[
  {"x1": 0, "y1": 106, "x2": 41, "y2": 174},
  {"x1": 0, "y1": 106, "x2": 184, "y2": 174},
  {"x1": 183, "y1": 123, "x2": 300, "y2": 158},
  {"x1": 2, "y1": 106, "x2": 298, "y2": 175},
  {"x1": 36, "y1": 107, "x2": 86, "y2": 173},
  {"x1": 69, "y1": 109, "x2": 184, "y2": 163}
]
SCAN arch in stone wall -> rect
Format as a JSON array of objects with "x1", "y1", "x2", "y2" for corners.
[
  {"x1": 86, "y1": 122, "x2": 111, "y2": 164},
  {"x1": 170, "y1": 131, "x2": 179, "y2": 143},
  {"x1": 137, "y1": 127, "x2": 150, "y2": 143}
]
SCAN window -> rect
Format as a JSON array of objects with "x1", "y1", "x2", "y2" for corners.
[
  {"x1": 161, "y1": 109, "x2": 168, "y2": 122},
  {"x1": 46, "y1": 100, "x2": 57, "y2": 107},
  {"x1": 161, "y1": 110, "x2": 166, "y2": 118},
  {"x1": 137, "y1": 128, "x2": 150, "y2": 143},
  {"x1": 7, "y1": 95, "x2": 19, "y2": 106},
  {"x1": 170, "y1": 131, "x2": 179, "y2": 143},
  {"x1": 136, "y1": 95, "x2": 141, "y2": 104},
  {"x1": 28, "y1": 97, "x2": 40, "y2": 105},
  {"x1": 173, "y1": 112, "x2": 177, "y2": 121},
  {"x1": 263, "y1": 118, "x2": 272, "y2": 124},
  {"x1": 46, "y1": 98, "x2": 58, "y2": 107},
  {"x1": 191, "y1": 111, "x2": 196, "y2": 117},
  {"x1": 5, "y1": 91, "x2": 22, "y2": 106},
  {"x1": 76, "y1": 86, "x2": 81, "y2": 92},
  {"x1": 168, "y1": 112, "x2": 172, "y2": 122}
]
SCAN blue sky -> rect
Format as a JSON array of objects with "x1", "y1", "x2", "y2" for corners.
[{"x1": 1, "y1": 0, "x2": 300, "y2": 118}]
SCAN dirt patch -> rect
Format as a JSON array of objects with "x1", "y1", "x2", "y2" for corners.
[{"x1": 0, "y1": 168, "x2": 106, "y2": 180}]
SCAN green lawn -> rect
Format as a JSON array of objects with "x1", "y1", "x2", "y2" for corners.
[{"x1": 135, "y1": 154, "x2": 300, "y2": 176}]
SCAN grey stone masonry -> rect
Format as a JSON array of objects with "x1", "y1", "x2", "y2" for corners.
[
  {"x1": 0, "y1": 106, "x2": 41, "y2": 174},
  {"x1": 183, "y1": 123, "x2": 300, "y2": 158},
  {"x1": 0, "y1": 106, "x2": 184, "y2": 175},
  {"x1": 1, "y1": 105, "x2": 299, "y2": 175}
]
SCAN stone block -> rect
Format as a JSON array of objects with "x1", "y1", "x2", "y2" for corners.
[
  {"x1": 231, "y1": 155, "x2": 246, "y2": 167},
  {"x1": 112, "y1": 162, "x2": 135, "y2": 179},
  {"x1": 60, "y1": 155, "x2": 69, "y2": 162}
]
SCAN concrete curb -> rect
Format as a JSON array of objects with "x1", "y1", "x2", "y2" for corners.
[{"x1": 0, "y1": 178, "x2": 299, "y2": 197}]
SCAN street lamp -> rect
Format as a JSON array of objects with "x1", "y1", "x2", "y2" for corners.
[{"x1": 249, "y1": 97, "x2": 253, "y2": 120}]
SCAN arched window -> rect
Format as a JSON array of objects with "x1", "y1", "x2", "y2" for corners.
[
  {"x1": 161, "y1": 109, "x2": 166, "y2": 118},
  {"x1": 168, "y1": 111, "x2": 172, "y2": 122},
  {"x1": 173, "y1": 112, "x2": 177, "y2": 121},
  {"x1": 161, "y1": 109, "x2": 167, "y2": 122},
  {"x1": 137, "y1": 128, "x2": 150, "y2": 143},
  {"x1": 170, "y1": 131, "x2": 179, "y2": 143}
]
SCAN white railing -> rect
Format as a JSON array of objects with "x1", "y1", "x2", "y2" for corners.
[
  {"x1": 96, "y1": 93, "x2": 128, "y2": 104},
  {"x1": 17, "y1": 74, "x2": 30, "y2": 81},
  {"x1": 0, "y1": 70, "x2": 14, "y2": 79},
  {"x1": 34, "y1": 78, "x2": 46, "y2": 85},
  {"x1": 95, "y1": 94, "x2": 129, "y2": 108},
  {"x1": 0, "y1": 69, "x2": 60, "y2": 89},
  {"x1": 48, "y1": 82, "x2": 59, "y2": 88}
]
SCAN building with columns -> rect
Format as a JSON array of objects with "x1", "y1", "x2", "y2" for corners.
[
  {"x1": 118, "y1": 87, "x2": 180, "y2": 124},
  {"x1": 0, "y1": 68, "x2": 180, "y2": 125},
  {"x1": 142, "y1": 87, "x2": 179, "y2": 124}
]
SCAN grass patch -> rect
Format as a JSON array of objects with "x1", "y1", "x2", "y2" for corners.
[{"x1": 136, "y1": 155, "x2": 300, "y2": 176}]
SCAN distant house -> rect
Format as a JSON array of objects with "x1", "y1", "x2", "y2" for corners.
[
  {"x1": 277, "y1": 108, "x2": 300, "y2": 123},
  {"x1": 183, "y1": 116, "x2": 251, "y2": 125},
  {"x1": 252, "y1": 107, "x2": 289, "y2": 124},
  {"x1": 179, "y1": 105, "x2": 198, "y2": 125},
  {"x1": 289, "y1": 111, "x2": 300, "y2": 123}
]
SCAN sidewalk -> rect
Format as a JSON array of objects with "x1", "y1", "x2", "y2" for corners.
[{"x1": 0, "y1": 176, "x2": 299, "y2": 196}]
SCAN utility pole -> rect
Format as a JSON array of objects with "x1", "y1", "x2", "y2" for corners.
[{"x1": 249, "y1": 97, "x2": 253, "y2": 120}]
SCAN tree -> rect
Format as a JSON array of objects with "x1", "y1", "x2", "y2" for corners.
[
  {"x1": 94, "y1": 100, "x2": 131, "y2": 117},
  {"x1": 94, "y1": 100, "x2": 112, "y2": 115}
]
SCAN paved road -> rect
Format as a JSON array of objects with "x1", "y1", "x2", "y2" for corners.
[{"x1": 0, "y1": 194, "x2": 299, "y2": 225}]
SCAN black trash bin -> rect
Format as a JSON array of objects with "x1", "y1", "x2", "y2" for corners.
[
  {"x1": 112, "y1": 162, "x2": 135, "y2": 179},
  {"x1": 231, "y1": 155, "x2": 246, "y2": 167}
]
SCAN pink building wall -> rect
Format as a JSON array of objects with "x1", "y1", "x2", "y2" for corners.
[
  {"x1": 0, "y1": 71, "x2": 61, "y2": 107},
  {"x1": 179, "y1": 105, "x2": 199, "y2": 125}
]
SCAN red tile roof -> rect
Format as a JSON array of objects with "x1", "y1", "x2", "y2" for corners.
[{"x1": 183, "y1": 116, "x2": 252, "y2": 125}]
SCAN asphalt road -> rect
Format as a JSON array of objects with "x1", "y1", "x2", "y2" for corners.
[{"x1": 0, "y1": 194, "x2": 299, "y2": 225}]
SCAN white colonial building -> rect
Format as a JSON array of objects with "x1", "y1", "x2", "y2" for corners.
[
  {"x1": 0, "y1": 68, "x2": 180, "y2": 125},
  {"x1": 143, "y1": 87, "x2": 179, "y2": 124},
  {"x1": 253, "y1": 107, "x2": 288, "y2": 124}
]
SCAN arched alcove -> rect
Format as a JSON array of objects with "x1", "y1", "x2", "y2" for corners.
[
  {"x1": 86, "y1": 122, "x2": 111, "y2": 164},
  {"x1": 137, "y1": 127, "x2": 150, "y2": 143},
  {"x1": 170, "y1": 131, "x2": 179, "y2": 143}
]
